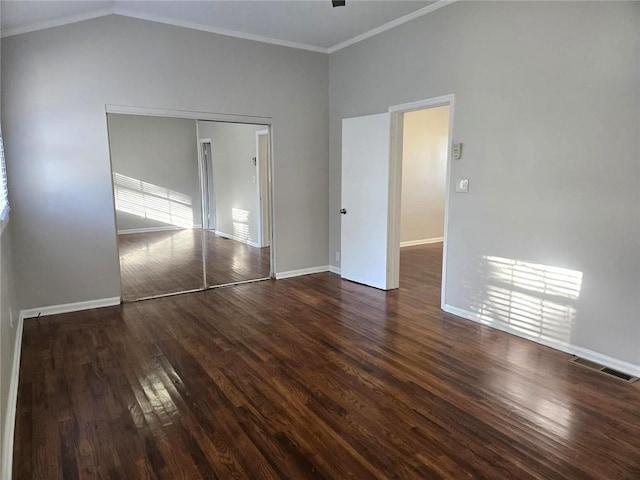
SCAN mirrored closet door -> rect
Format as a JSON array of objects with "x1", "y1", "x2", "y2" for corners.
[
  {"x1": 107, "y1": 113, "x2": 272, "y2": 302},
  {"x1": 197, "y1": 121, "x2": 271, "y2": 288}
]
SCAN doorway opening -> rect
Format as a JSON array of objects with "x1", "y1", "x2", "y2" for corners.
[
  {"x1": 397, "y1": 105, "x2": 450, "y2": 299},
  {"x1": 336, "y1": 95, "x2": 454, "y2": 300},
  {"x1": 200, "y1": 139, "x2": 216, "y2": 232},
  {"x1": 339, "y1": 95, "x2": 453, "y2": 303},
  {"x1": 256, "y1": 129, "x2": 271, "y2": 248},
  {"x1": 389, "y1": 95, "x2": 454, "y2": 307},
  {"x1": 106, "y1": 108, "x2": 275, "y2": 302}
]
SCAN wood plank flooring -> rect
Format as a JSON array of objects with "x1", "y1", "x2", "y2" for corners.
[
  {"x1": 204, "y1": 232, "x2": 270, "y2": 287},
  {"x1": 13, "y1": 244, "x2": 640, "y2": 479},
  {"x1": 118, "y1": 229, "x2": 270, "y2": 301}
]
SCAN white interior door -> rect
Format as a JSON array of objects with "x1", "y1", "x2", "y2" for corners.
[{"x1": 341, "y1": 112, "x2": 393, "y2": 290}]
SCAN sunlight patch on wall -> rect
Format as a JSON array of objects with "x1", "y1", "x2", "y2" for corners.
[
  {"x1": 473, "y1": 256, "x2": 583, "y2": 344},
  {"x1": 232, "y1": 207, "x2": 251, "y2": 242},
  {"x1": 113, "y1": 173, "x2": 194, "y2": 228}
]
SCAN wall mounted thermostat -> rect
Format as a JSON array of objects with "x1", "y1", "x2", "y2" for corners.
[
  {"x1": 452, "y1": 143, "x2": 462, "y2": 160},
  {"x1": 456, "y1": 178, "x2": 469, "y2": 193}
]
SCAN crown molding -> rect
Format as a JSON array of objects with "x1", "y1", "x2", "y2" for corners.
[
  {"x1": 0, "y1": 8, "x2": 114, "y2": 38},
  {"x1": 111, "y1": 8, "x2": 329, "y2": 53},
  {"x1": 1, "y1": 1, "x2": 457, "y2": 54},
  {"x1": 0, "y1": 5, "x2": 327, "y2": 53},
  {"x1": 327, "y1": 0, "x2": 458, "y2": 53}
]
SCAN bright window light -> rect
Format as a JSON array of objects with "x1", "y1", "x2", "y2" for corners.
[
  {"x1": 113, "y1": 172, "x2": 194, "y2": 228},
  {"x1": 474, "y1": 255, "x2": 583, "y2": 344},
  {"x1": 0, "y1": 126, "x2": 10, "y2": 225}
]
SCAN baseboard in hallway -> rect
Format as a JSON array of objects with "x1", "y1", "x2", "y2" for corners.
[
  {"x1": 276, "y1": 266, "x2": 330, "y2": 279},
  {"x1": 400, "y1": 237, "x2": 444, "y2": 247}
]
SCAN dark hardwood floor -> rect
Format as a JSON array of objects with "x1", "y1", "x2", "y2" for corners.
[
  {"x1": 204, "y1": 233, "x2": 270, "y2": 288},
  {"x1": 118, "y1": 229, "x2": 270, "y2": 301},
  {"x1": 14, "y1": 244, "x2": 640, "y2": 479}
]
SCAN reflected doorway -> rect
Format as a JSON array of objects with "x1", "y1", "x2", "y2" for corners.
[
  {"x1": 197, "y1": 121, "x2": 271, "y2": 288},
  {"x1": 200, "y1": 140, "x2": 216, "y2": 231}
]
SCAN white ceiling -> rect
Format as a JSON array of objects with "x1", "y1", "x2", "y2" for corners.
[{"x1": 0, "y1": 0, "x2": 444, "y2": 52}]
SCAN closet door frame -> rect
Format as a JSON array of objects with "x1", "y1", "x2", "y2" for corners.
[{"x1": 106, "y1": 105, "x2": 275, "y2": 302}]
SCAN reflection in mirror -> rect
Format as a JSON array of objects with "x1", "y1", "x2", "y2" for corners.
[
  {"x1": 107, "y1": 114, "x2": 204, "y2": 301},
  {"x1": 107, "y1": 113, "x2": 272, "y2": 302},
  {"x1": 197, "y1": 121, "x2": 271, "y2": 288}
]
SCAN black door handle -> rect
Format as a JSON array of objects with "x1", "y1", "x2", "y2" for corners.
[{"x1": 340, "y1": 208, "x2": 347, "y2": 215}]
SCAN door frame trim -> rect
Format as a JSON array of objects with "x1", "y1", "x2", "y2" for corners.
[
  {"x1": 198, "y1": 138, "x2": 214, "y2": 232},
  {"x1": 196, "y1": 136, "x2": 212, "y2": 289},
  {"x1": 388, "y1": 94, "x2": 455, "y2": 308},
  {"x1": 255, "y1": 129, "x2": 270, "y2": 248}
]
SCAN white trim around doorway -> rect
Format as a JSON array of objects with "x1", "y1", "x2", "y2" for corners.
[
  {"x1": 255, "y1": 129, "x2": 270, "y2": 248},
  {"x1": 388, "y1": 94, "x2": 455, "y2": 309}
]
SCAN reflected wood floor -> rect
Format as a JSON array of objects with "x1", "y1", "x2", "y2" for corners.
[
  {"x1": 118, "y1": 229, "x2": 270, "y2": 301},
  {"x1": 204, "y1": 232, "x2": 270, "y2": 287},
  {"x1": 14, "y1": 244, "x2": 640, "y2": 479}
]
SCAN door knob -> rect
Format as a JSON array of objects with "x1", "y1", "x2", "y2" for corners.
[{"x1": 340, "y1": 208, "x2": 347, "y2": 215}]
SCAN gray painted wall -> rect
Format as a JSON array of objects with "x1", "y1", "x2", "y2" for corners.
[
  {"x1": 401, "y1": 106, "x2": 448, "y2": 243},
  {"x1": 329, "y1": 2, "x2": 640, "y2": 365},
  {"x1": 2, "y1": 14, "x2": 329, "y2": 309},
  {"x1": 198, "y1": 121, "x2": 264, "y2": 246},
  {"x1": 107, "y1": 114, "x2": 201, "y2": 232}
]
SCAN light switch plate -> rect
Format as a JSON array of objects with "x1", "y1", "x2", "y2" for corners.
[{"x1": 456, "y1": 178, "x2": 469, "y2": 193}]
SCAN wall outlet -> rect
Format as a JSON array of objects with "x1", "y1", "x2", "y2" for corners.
[{"x1": 335, "y1": 251, "x2": 340, "y2": 262}]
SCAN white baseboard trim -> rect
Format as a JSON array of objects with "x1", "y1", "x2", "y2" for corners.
[
  {"x1": 20, "y1": 297, "x2": 121, "y2": 320},
  {"x1": 329, "y1": 265, "x2": 341, "y2": 275},
  {"x1": 276, "y1": 266, "x2": 330, "y2": 280},
  {"x1": 214, "y1": 230, "x2": 261, "y2": 249},
  {"x1": 117, "y1": 225, "x2": 201, "y2": 235},
  {"x1": 442, "y1": 304, "x2": 640, "y2": 378},
  {"x1": 400, "y1": 237, "x2": 444, "y2": 248},
  {"x1": 1, "y1": 313, "x2": 24, "y2": 480}
]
